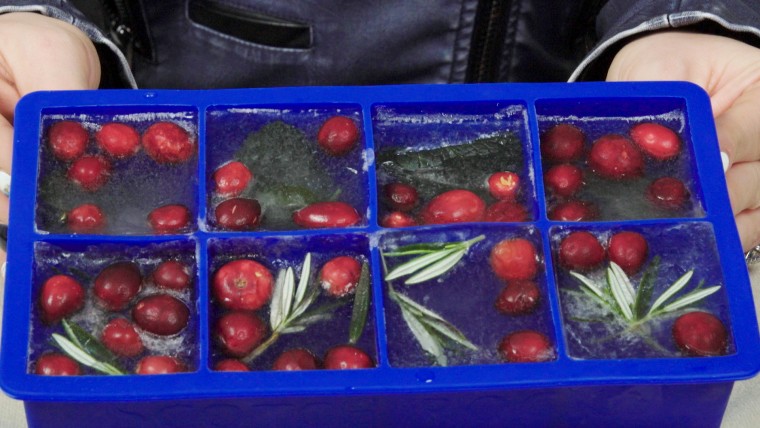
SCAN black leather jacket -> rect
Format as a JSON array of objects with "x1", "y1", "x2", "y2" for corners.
[{"x1": 2, "y1": 0, "x2": 760, "y2": 89}]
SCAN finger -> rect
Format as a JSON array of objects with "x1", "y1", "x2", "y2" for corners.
[
  {"x1": 0, "y1": 115, "x2": 13, "y2": 172},
  {"x1": 0, "y1": 193, "x2": 7, "y2": 224},
  {"x1": 724, "y1": 161, "x2": 760, "y2": 214},
  {"x1": 714, "y1": 83, "x2": 760, "y2": 167},
  {"x1": 734, "y1": 207, "x2": 760, "y2": 252}
]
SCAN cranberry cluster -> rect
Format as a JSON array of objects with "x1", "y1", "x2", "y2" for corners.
[
  {"x1": 34, "y1": 258, "x2": 194, "y2": 375},
  {"x1": 47, "y1": 120, "x2": 195, "y2": 234}
]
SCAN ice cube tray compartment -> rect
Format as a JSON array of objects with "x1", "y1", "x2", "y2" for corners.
[{"x1": 3, "y1": 83, "x2": 759, "y2": 428}]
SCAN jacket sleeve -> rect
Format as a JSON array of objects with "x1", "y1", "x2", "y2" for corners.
[
  {"x1": 0, "y1": 1, "x2": 136, "y2": 88},
  {"x1": 571, "y1": 0, "x2": 760, "y2": 81}
]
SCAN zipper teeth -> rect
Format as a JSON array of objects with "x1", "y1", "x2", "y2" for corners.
[{"x1": 468, "y1": 0, "x2": 509, "y2": 83}]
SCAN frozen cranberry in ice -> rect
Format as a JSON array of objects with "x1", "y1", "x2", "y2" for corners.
[
  {"x1": 558, "y1": 231, "x2": 605, "y2": 272},
  {"x1": 630, "y1": 122, "x2": 681, "y2": 161},
  {"x1": 544, "y1": 164, "x2": 583, "y2": 198},
  {"x1": 48, "y1": 121, "x2": 88, "y2": 161},
  {"x1": 214, "y1": 311, "x2": 267, "y2": 358},
  {"x1": 317, "y1": 116, "x2": 359, "y2": 156},
  {"x1": 39, "y1": 274, "x2": 85, "y2": 324},
  {"x1": 588, "y1": 134, "x2": 643, "y2": 180},
  {"x1": 212, "y1": 259, "x2": 274, "y2": 311},
  {"x1": 541, "y1": 123, "x2": 585, "y2": 163},
  {"x1": 672, "y1": 311, "x2": 728, "y2": 357},
  {"x1": 93, "y1": 262, "x2": 142, "y2": 311},
  {"x1": 142, "y1": 122, "x2": 194, "y2": 163},
  {"x1": 490, "y1": 238, "x2": 538, "y2": 281},
  {"x1": 102, "y1": 317, "x2": 144, "y2": 357},
  {"x1": 215, "y1": 359, "x2": 250, "y2": 372},
  {"x1": 152, "y1": 260, "x2": 192, "y2": 291},
  {"x1": 487, "y1": 171, "x2": 520, "y2": 201},
  {"x1": 323, "y1": 345, "x2": 374, "y2": 369},
  {"x1": 548, "y1": 200, "x2": 597, "y2": 222},
  {"x1": 213, "y1": 161, "x2": 253, "y2": 197},
  {"x1": 293, "y1": 201, "x2": 361, "y2": 229},
  {"x1": 132, "y1": 294, "x2": 190, "y2": 336},
  {"x1": 35, "y1": 353, "x2": 81, "y2": 376},
  {"x1": 136, "y1": 355, "x2": 185, "y2": 374},
  {"x1": 272, "y1": 348, "x2": 320, "y2": 371},
  {"x1": 608, "y1": 231, "x2": 648, "y2": 275},
  {"x1": 499, "y1": 330, "x2": 554, "y2": 363},
  {"x1": 419, "y1": 189, "x2": 486, "y2": 225},
  {"x1": 484, "y1": 200, "x2": 528, "y2": 222},
  {"x1": 214, "y1": 198, "x2": 262, "y2": 231},
  {"x1": 381, "y1": 211, "x2": 418, "y2": 228},
  {"x1": 495, "y1": 280, "x2": 540, "y2": 315},
  {"x1": 319, "y1": 256, "x2": 362, "y2": 297},
  {"x1": 647, "y1": 177, "x2": 689, "y2": 210},
  {"x1": 66, "y1": 203, "x2": 106, "y2": 233},
  {"x1": 383, "y1": 182, "x2": 419, "y2": 212},
  {"x1": 96, "y1": 122, "x2": 140, "y2": 158},
  {"x1": 67, "y1": 155, "x2": 111, "y2": 191},
  {"x1": 148, "y1": 204, "x2": 192, "y2": 234}
]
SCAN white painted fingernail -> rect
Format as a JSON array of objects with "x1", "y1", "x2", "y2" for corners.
[
  {"x1": 0, "y1": 170, "x2": 9, "y2": 196},
  {"x1": 2, "y1": 262, "x2": 6, "y2": 279},
  {"x1": 721, "y1": 152, "x2": 729, "y2": 173}
]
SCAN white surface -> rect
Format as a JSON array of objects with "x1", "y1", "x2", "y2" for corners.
[{"x1": 1, "y1": 266, "x2": 759, "y2": 428}]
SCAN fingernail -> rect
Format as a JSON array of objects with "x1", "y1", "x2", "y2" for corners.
[
  {"x1": 721, "y1": 152, "x2": 729, "y2": 173},
  {"x1": 2, "y1": 262, "x2": 6, "y2": 279},
  {"x1": 0, "y1": 170, "x2": 9, "y2": 196}
]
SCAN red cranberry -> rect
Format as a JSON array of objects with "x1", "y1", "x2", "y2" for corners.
[
  {"x1": 214, "y1": 311, "x2": 267, "y2": 357},
  {"x1": 272, "y1": 348, "x2": 320, "y2": 371},
  {"x1": 647, "y1": 177, "x2": 689, "y2": 210},
  {"x1": 132, "y1": 294, "x2": 190, "y2": 336},
  {"x1": 544, "y1": 164, "x2": 583, "y2": 198},
  {"x1": 293, "y1": 201, "x2": 361, "y2": 229},
  {"x1": 419, "y1": 189, "x2": 486, "y2": 225},
  {"x1": 142, "y1": 122, "x2": 194, "y2": 163},
  {"x1": 495, "y1": 281, "x2": 540, "y2": 315},
  {"x1": 381, "y1": 211, "x2": 418, "y2": 228},
  {"x1": 672, "y1": 311, "x2": 728, "y2": 357},
  {"x1": 630, "y1": 122, "x2": 681, "y2": 161},
  {"x1": 608, "y1": 231, "x2": 648, "y2": 275},
  {"x1": 558, "y1": 231, "x2": 605, "y2": 272},
  {"x1": 93, "y1": 262, "x2": 142, "y2": 311},
  {"x1": 214, "y1": 198, "x2": 262, "y2": 231},
  {"x1": 548, "y1": 200, "x2": 598, "y2": 222},
  {"x1": 317, "y1": 116, "x2": 359, "y2": 156},
  {"x1": 490, "y1": 238, "x2": 538, "y2": 281},
  {"x1": 499, "y1": 330, "x2": 555, "y2": 363},
  {"x1": 35, "y1": 353, "x2": 81, "y2": 376},
  {"x1": 541, "y1": 123, "x2": 585, "y2": 163},
  {"x1": 212, "y1": 259, "x2": 274, "y2": 311},
  {"x1": 319, "y1": 256, "x2": 362, "y2": 297},
  {"x1": 135, "y1": 355, "x2": 185, "y2": 374},
  {"x1": 39, "y1": 274, "x2": 85, "y2": 324},
  {"x1": 487, "y1": 171, "x2": 520, "y2": 201},
  {"x1": 67, "y1": 155, "x2": 111, "y2": 191},
  {"x1": 383, "y1": 182, "x2": 418, "y2": 212},
  {"x1": 215, "y1": 359, "x2": 250, "y2": 372},
  {"x1": 484, "y1": 201, "x2": 529, "y2": 222},
  {"x1": 152, "y1": 260, "x2": 192, "y2": 291},
  {"x1": 48, "y1": 121, "x2": 89, "y2": 161},
  {"x1": 101, "y1": 317, "x2": 144, "y2": 357},
  {"x1": 66, "y1": 203, "x2": 106, "y2": 233},
  {"x1": 588, "y1": 134, "x2": 643, "y2": 180},
  {"x1": 213, "y1": 161, "x2": 253, "y2": 197},
  {"x1": 323, "y1": 345, "x2": 374, "y2": 369},
  {"x1": 148, "y1": 204, "x2": 192, "y2": 234},
  {"x1": 96, "y1": 123, "x2": 140, "y2": 158}
]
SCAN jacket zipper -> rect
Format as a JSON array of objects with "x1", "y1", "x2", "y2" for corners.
[
  {"x1": 467, "y1": 0, "x2": 511, "y2": 83},
  {"x1": 101, "y1": 0, "x2": 136, "y2": 66}
]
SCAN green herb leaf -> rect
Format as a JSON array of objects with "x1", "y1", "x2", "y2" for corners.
[
  {"x1": 52, "y1": 333, "x2": 123, "y2": 375},
  {"x1": 661, "y1": 286, "x2": 721, "y2": 313},
  {"x1": 648, "y1": 270, "x2": 694, "y2": 315},
  {"x1": 570, "y1": 271, "x2": 605, "y2": 298},
  {"x1": 293, "y1": 253, "x2": 312, "y2": 308},
  {"x1": 383, "y1": 243, "x2": 450, "y2": 257},
  {"x1": 62, "y1": 319, "x2": 120, "y2": 367},
  {"x1": 397, "y1": 299, "x2": 447, "y2": 366},
  {"x1": 384, "y1": 248, "x2": 458, "y2": 281},
  {"x1": 349, "y1": 263, "x2": 371, "y2": 344},
  {"x1": 269, "y1": 269, "x2": 287, "y2": 330},
  {"x1": 405, "y1": 249, "x2": 466, "y2": 285},
  {"x1": 609, "y1": 262, "x2": 636, "y2": 307},
  {"x1": 280, "y1": 267, "x2": 296, "y2": 326},
  {"x1": 633, "y1": 256, "x2": 660, "y2": 321},
  {"x1": 606, "y1": 266, "x2": 633, "y2": 321}
]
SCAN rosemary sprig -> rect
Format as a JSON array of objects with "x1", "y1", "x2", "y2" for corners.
[
  {"x1": 51, "y1": 319, "x2": 124, "y2": 375},
  {"x1": 348, "y1": 263, "x2": 371, "y2": 344},
  {"x1": 383, "y1": 235, "x2": 485, "y2": 285},
  {"x1": 570, "y1": 257, "x2": 721, "y2": 326}
]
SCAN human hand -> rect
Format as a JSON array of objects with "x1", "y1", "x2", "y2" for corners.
[
  {"x1": 607, "y1": 31, "x2": 760, "y2": 252},
  {"x1": 0, "y1": 12, "x2": 100, "y2": 269}
]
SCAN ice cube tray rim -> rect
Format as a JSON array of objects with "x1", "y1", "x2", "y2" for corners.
[{"x1": 2, "y1": 82, "x2": 758, "y2": 402}]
